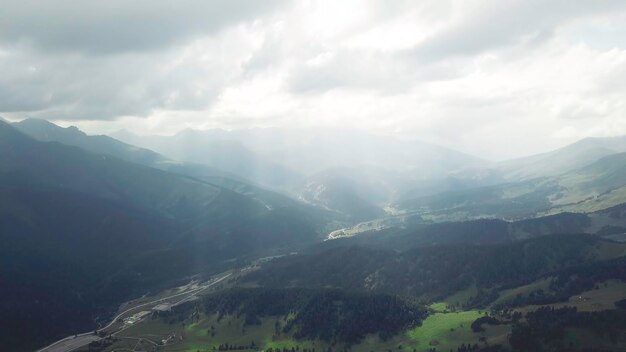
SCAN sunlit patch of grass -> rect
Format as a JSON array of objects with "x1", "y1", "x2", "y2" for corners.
[
  {"x1": 429, "y1": 302, "x2": 448, "y2": 312},
  {"x1": 263, "y1": 337, "x2": 317, "y2": 350},
  {"x1": 492, "y1": 277, "x2": 553, "y2": 307},
  {"x1": 406, "y1": 310, "x2": 483, "y2": 351},
  {"x1": 285, "y1": 311, "x2": 296, "y2": 323}
]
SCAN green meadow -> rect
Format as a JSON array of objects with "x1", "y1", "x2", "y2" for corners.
[{"x1": 406, "y1": 308, "x2": 484, "y2": 351}]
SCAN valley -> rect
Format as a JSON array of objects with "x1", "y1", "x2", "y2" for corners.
[
  {"x1": 39, "y1": 272, "x2": 234, "y2": 352},
  {"x1": 68, "y1": 263, "x2": 626, "y2": 352},
  {"x1": 1, "y1": 120, "x2": 625, "y2": 352}
]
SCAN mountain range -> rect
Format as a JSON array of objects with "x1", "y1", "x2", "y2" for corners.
[
  {"x1": 395, "y1": 151, "x2": 626, "y2": 221},
  {"x1": 112, "y1": 128, "x2": 488, "y2": 219},
  {"x1": 2, "y1": 118, "x2": 626, "y2": 351},
  {"x1": 112, "y1": 126, "x2": 626, "y2": 221},
  {"x1": 0, "y1": 120, "x2": 337, "y2": 350}
]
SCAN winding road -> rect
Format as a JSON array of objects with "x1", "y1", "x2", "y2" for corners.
[{"x1": 37, "y1": 272, "x2": 232, "y2": 352}]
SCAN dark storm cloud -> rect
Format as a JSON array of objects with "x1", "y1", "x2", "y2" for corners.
[{"x1": 0, "y1": 0, "x2": 285, "y2": 54}]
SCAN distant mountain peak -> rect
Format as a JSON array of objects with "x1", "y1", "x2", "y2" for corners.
[
  {"x1": 491, "y1": 134, "x2": 626, "y2": 182},
  {"x1": 574, "y1": 135, "x2": 626, "y2": 150},
  {"x1": 17, "y1": 117, "x2": 80, "y2": 129},
  {"x1": 0, "y1": 118, "x2": 21, "y2": 133},
  {"x1": 0, "y1": 118, "x2": 34, "y2": 145}
]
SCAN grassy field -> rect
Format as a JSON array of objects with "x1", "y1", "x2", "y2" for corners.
[
  {"x1": 406, "y1": 281, "x2": 626, "y2": 352},
  {"x1": 412, "y1": 282, "x2": 626, "y2": 352},
  {"x1": 79, "y1": 305, "x2": 490, "y2": 352},
  {"x1": 76, "y1": 279, "x2": 626, "y2": 352},
  {"x1": 491, "y1": 277, "x2": 553, "y2": 307},
  {"x1": 547, "y1": 185, "x2": 626, "y2": 215},
  {"x1": 406, "y1": 308, "x2": 485, "y2": 351},
  {"x1": 429, "y1": 302, "x2": 448, "y2": 312},
  {"x1": 92, "y1": 312, "x2": 326, "y2": 352},
  {"x1": 514, "y1": 279, "x2": 626, "y2": 314}
]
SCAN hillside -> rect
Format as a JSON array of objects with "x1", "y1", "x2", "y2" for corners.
[
  {"x1": 13, "y1": 119, "x2": 335, "y2": 220},
  {"x1": 7, "y1": 121, "x2": 626, "y2": 351},
  {"x1": 495, "y1": 136, "x2": 626, "y2": 181},
  {"x1": 396, "y1": 135, "x2": 626, "y2": 202},
  {"x1": 200, "y1": 288, "x2": 427, "y2": 344},
  {"x1": 244, "y1": 234, "x2": 626, "y2": 307},
  {"x1": 70, "y1": 233, "x2": 626, "y2": 352},
  {"x1": 548, "y1": 152, "x2": 626, "y2": 213},
  {"x1": 0, "y1": 187, "x2": 182, "y2": 351},
  {"x1": 113, "y1": 128, "x2": 488, "y2": 218},
  {"x1": 112, "y1": 128, "x2": 303, "y2": 189},
  {"x1": 334, "y1": 204, "x2": 626, "y2": 249},
  {"x1": 395, "y1": 152, "x2": 626, "y2": 221},
  {"x1": 0, "y1": 121, "x2": 330, "y2": 351},
  {"x1": 298, "y1": 170, "x2": 387, "y2": 221},
  {"x1": 14, "y1": 118, "x2": 168, "y2": 167}
]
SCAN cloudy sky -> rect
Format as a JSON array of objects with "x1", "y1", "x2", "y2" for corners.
[{"x1": 1, "y1": 0, "x2": 626, "y2": 160}]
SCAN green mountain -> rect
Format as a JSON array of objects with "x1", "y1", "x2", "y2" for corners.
[
  {"x1": 548, "y1": 152, "x2": 626, "y2": 213},
  {"x1": 13, "y1": 118, "x2": 340, "y2": 224},
  {"x1": 0, "y1": 120, "x2": 331, "y2": 351},
  {"x1": 299, "y1": 169, "x2": 387, "y2": 221},
  {"x1": 111, "y1": 128, "x2": 303, "y2": 189},
  {"x1": 395, "y1": 152, "x2": 626, "y2": 221},
  {"x1": 14, "y1": 118, "x2": 169, "y2": 167},
  {"x1": 337, "y1": 204, "x2": 626, "y2": 249},
  {"x1": 245, "y1": 234, "x2": 626, "y2": 307},
  {"x1": 5, "y1": 120, "x2": 626, "y2": 351},
  {"x1": 113, "y1": 127, "x2": 488, "y2": 220},
  {"x1": 495, "y1": 136, "x2": 626, "y2": 181},
  {"x1": 397, "y1": 135, "x2": 626, "y2": 201},
  {"x1": 200, "y1": 287, "x2": 427, "y2": 344}
]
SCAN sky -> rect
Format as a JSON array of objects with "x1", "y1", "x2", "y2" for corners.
[{"x1": 1, "y1": 0, "x2": 626, "y2": 160}]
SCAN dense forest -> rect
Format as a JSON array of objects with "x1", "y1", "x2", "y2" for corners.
[
  {"x1": 328, "y1": 206, "x2": 626, "y2": 250},
  {"x1": 169, "y1": 288, "x2": 427, "y2": 345},
  {"x1": 245, "y1": 234, "x2": 625, "y2": 307},
  {"x1": 494, "y1": 256, "x2": 626, "y2": 308},
  {"x1": 0, "y1": 121, "x2": 332, "y2": 351},
  {"x1": 509, "y1": 307, "x2": 626, "y2": 351}
]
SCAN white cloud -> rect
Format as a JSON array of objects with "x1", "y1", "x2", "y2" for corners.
[{"x1": 2, "y1": 0, "x2": 626, "y2": 159}]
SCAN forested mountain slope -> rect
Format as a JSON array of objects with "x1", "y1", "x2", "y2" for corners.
[
  {"x1": 495, "y1": 136, "x2": 626, "y2": 181},
  {"x1": 112, "y1": 128, "x2": 303, "y2": 189},
  {"x1": 14, "y1": 118, "x2": 338, "y2": 222},
  {"x1": 245, "y1": 234, "x2": 626, "y2": 306},
  {"x1": 0, "y1": 120, "x2": 330, "y2": 351},
  {"x1": 340, "y1": 204, "x2": 626, "y2": 249},
  {"x1": 396, "y1": 152, "x2": 626, "y2": 221}
]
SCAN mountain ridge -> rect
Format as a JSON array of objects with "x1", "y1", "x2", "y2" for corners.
[
  {"x1": 13, "y1": 118, "x2": 342, "y2": 225},
  {"x1": 0, "y1": 120, "x2": 334, "y2": 351},
  {"x1": 396, "y1": 151, "x2": 626, "y2": 221},
  {"x1": 493, "y1": 135, "x2": 626, "y2": 181}
]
